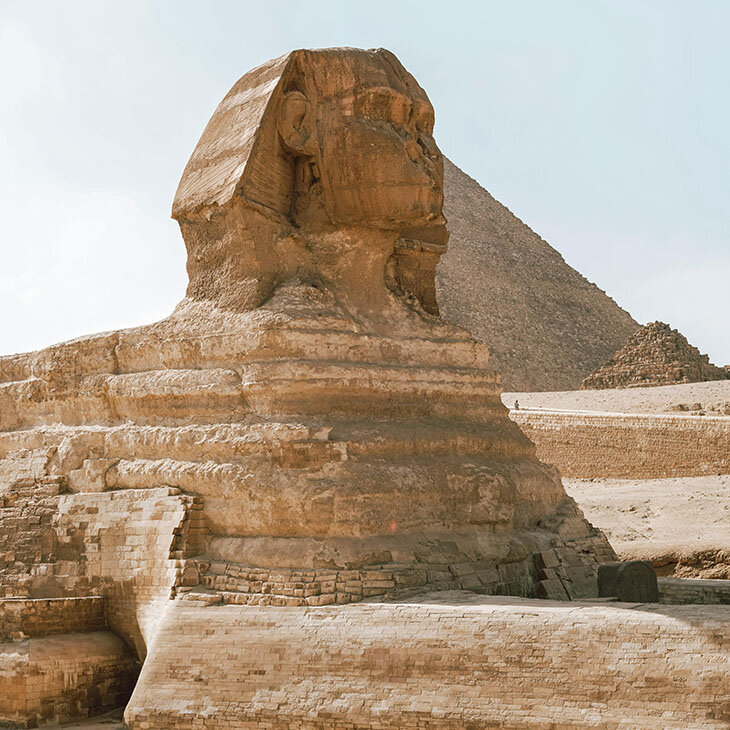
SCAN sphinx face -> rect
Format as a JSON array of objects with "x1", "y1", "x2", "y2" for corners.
[
  {"x1": 302, "y1": 57, "x2": 445, "y2": 231},
  {"x1": 175, "y1": 49, "x2": 448, "y2": 309}
]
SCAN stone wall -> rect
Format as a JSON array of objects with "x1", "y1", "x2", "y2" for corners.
[
  {"x1": 0, "y1": 596, "x2": 105, "y2": 641},
  {"x1": 0, "y1": 459, "x2": 204, "y2": 658},
  {"x1": 510, "y1": 410, "x2": 730, "y2": 478},
  {"x1": 193, "y1": 540, "x2": 617, "y2": 607},
  {"x1": 125, "y1": 592, "x2": 730, "y2": 729},
  {"x1": 0, "y1": 633, "x2": 138, "y2": 728},
  {"x1": 51, "y1": 487, "x2": 203, "y2": 658},
  {"x1": 659, "y1": 577, "x2": 730, "y2": 605},
  {"x1": 0, "y1": 453, "x2": 64, "y2": 597},
  {"x1": 0, "y1": 597, "x2": 139, "y2": 728}
]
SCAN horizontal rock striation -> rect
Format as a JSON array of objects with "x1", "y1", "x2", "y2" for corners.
[
  {"x1": 0, "y1": 290, "x2": 613, "y2": 618},
  {"x1": 0, "y1": 47, "x2": 628, "y2": 728}
]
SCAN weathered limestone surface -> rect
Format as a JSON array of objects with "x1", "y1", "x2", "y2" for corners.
[
  {"x1": 0, "y1": 596, "x2": 105, "y2": 642},
  {"x1": 582, "y1": 321, "x2": 729, "y2": 389},
  {"x1": 658, "y1": 577, "x2": 730, "y2": 604},
  {"x1": 2, "y1": 47, "x2": 725, "y2": 727},
  {"x1": 0, "y1": 597, "x2": 138, "y2": 727},
  {"x1": 0, "y1": 48, "x2": 612, "y2": 626},
  {"x1": 124, "y1": 593, "x2": 730, "y2": 729}
]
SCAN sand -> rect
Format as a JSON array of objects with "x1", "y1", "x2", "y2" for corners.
[
  {"x1": 564, "y1": 475, "x2": 730, "y2": 579},
  {"x1": 503, "y1": 379, "x2": 730, "y2": 415},
  {"x1": 502, "y1": 382, "x2": 729, "y2": 577},
  {"x1": 57, "y1": 710, "x2": 125, "y2": 728}
]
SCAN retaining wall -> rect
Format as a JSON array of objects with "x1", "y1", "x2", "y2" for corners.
[
  {"x1": 0, "y1": 597, "x2": 139, "y2": 727},
  {"x1": 0, "y1": 456, "x2": 204, "y2": 660},
  {"x1": 510, "y1": 410, "x2": 730, "y2": 478},
  {"x1": 0, "y1": 596, "x2": 105, "y2": 641},
  {"x1": 125, "y1": 592, "x2": 730, "y2": 729},
  {"x1": 659, "y1": 577, "x2": 730, "y2": 605}
]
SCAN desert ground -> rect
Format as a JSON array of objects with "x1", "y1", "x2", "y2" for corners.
[
  {"x1": 564, "y1": 476, "x2": 730, "y2": 579},
  {"x1": 503, "y1": 379, "x2": 730, "y2": 415},
  {"x1": 58, "y1": 711, "x2": 124, "y2": 729},
  {"x1": 504, "y1": 382, "x2": 730, "y2": 579}
]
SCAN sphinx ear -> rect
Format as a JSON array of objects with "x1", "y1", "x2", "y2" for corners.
[{"x1": 277, "y1": 91, "x2": 317, "y2": 156}]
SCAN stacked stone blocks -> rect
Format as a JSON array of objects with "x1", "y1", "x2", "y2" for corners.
[
  {"x1": 124, "y1": 595, "x2": 730, "y2": 730},
  {"x1": 511, "y1": 410, "x2": 730, "y2": 478},
  {"x1": 0, "y1": 595, "x2": 105, "y2": 642},
  {"x1": 0, "y1": 596, "x2": 139, "y2": 727},
  {"x1": 581, "y1": 321, "x2": 729, "y2": 389},
  {"x1": 658, "y1": 577, "x2": 730, "y2": 605}
]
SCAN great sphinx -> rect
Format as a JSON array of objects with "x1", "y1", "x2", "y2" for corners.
[{"x1": 0, "y1": 48, "x2": 620, "y2": 726}]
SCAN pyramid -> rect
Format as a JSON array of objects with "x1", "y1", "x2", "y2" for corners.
[
  {"x1": 438, "y1": 160, "x2": 638, "y2": 392},
  {"x1": 581, "y1": 321, "x2": 730, "y2": 389}
]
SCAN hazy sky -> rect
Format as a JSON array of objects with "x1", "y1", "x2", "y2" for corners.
[{"x1": 2, "y1": 0, "x2": 729, "y2": 365}]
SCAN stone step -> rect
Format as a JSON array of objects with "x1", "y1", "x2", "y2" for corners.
[{"x1": 0, "y1": 631, "x2": 138, "y2": 728}]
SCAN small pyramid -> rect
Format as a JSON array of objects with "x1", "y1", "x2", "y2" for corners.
[{"x1": 580, "y1": 321, "x2": 729, "y2": 389}]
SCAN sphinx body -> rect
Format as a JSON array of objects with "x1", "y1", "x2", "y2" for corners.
[{"x1": 0, "y1": 48, "x2": 618, "y2": 726}]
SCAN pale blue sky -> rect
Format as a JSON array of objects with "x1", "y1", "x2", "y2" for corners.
[{"x1": 2, "y1": 0, "x2": 729, "y2": 366}]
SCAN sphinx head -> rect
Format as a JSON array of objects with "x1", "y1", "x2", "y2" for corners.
[{"x1": 173, "y1": 48, "x2": 447, "y2": 313}]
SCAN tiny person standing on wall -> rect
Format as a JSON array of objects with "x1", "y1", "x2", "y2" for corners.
[{"x1": 514, "y1": 400, "x2": 519, "y2": 410}]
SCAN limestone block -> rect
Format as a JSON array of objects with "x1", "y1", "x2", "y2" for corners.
[
  {"x1": 68, "y1": 459, "x2": 118, "y2": 493},
  {"x1": 599, "y1": 560, "x2": 659, "y2": 603},
  {"x1": 658, "y1": 577, "x2": 730, "y2": 604},
  {"x1": 0, "y1": 47, "x2": 625, "y2": 727},
  {"x1": 535, "y1": 579, "x2": 570, "y2": 601},
  {"x1": 533, "y1": 549, "x2": 559, "y2": 571},
  {"x1": 582, "y1": 321, "x2": 729, "y2": 389},
  {"x1": 123, "y1": 595, "x2": 730, "y2": 729},
  {"x1": 0, "y1": 631, "x2": 138, "y2": 727}
]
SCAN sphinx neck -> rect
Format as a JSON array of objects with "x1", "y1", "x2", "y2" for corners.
[{"x1": 290, "y1": 225, "x2": 398, "y2": 317}]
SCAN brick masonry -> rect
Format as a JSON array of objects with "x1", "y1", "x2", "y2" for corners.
[
  {"x1": 510, "y1": 410, "x2": 730, "y2": 478},
  {"x1": 0, "y1": 459, "x2": 204, "y2": 658},
  {"x1": 124, "y1": 592, "x2": 730, "y2": 729},
  {"x1": 0, "y1": 597, "x2": 139, "y2": 727},
  {"x1": 658, "y1": 577, "x2": 730, "y2": 605},
  {"x1": 0, "y1": 595, "x2": 105, "y2": 642},
  {"x1": 192, "y1": 540, "x2": 616, "y2": 607}
]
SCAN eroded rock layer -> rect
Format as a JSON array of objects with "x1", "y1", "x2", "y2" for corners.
[{"x1": 0, "y1": 290, "x2": 613, "y2": 620}]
